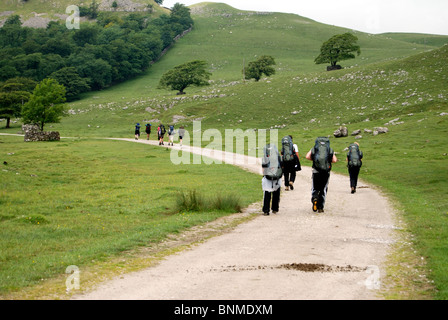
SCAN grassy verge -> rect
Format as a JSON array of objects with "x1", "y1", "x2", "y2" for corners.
[{"x1": 0, "y1": 135, "x2": 261, "y2": 296}]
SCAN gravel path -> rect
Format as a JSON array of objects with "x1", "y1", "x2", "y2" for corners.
[{"x1": 73, "y1": 138, "x2": 396, "y2": 300}]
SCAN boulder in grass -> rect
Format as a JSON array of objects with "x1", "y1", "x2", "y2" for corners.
[{"x1": 334, "y1": 126, "x2": 348, "y2": 138}]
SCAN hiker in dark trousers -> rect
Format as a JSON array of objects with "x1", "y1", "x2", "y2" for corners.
[
  {"x1": 306, "y1": 137, "x2": 337, "y2": 213},
  {"x1": 158, "y1": 124, "x2": 166, "y2": 145},
  {"x1": 145, "y1": 123, "x2": 151, "y2": 140},
  {"x1": 262, "y1": 144, "x2": 283, "y2": 216},
  {"x1": 282, "y1": 135, "x2": 300, "y2": 191},
  {"x1": 262, "y1": 179, "x2": 281, "y2": 215},
  {"x1": 346, "y1": 142, "x2": 363, "y2": 194},
  {"x1": 135, "y1": 123, "x2": 140, "y2": 140}
]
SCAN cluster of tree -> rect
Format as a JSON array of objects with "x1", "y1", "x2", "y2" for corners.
[
  {"x1": 0, "y1": 3, "x2": 193, "y2": 102},
  {"x1": 161, "y1": 33, "x2": 360, "y2": 94}
]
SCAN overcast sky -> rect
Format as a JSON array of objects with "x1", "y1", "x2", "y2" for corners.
[{"x1": 162, "y1": 0, "x2": 448, "y2": 35}]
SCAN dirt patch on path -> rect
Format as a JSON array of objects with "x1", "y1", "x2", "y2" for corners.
[{"x1": 73, "y1": 138, "x2": 398, "y2": 300}]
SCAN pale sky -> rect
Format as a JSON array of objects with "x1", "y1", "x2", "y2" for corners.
[{"x1": 162, "y1": 0, "x2": 448, "y2": 35}]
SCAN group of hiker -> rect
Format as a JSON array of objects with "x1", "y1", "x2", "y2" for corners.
[
  {"x1": 134, "y1": 123, "x2": 185, "y2": 147},
  {"x1": 262, "y1": 135, "x2": 363, "y2": 215},
  {"x1": 134, "y1": 123, "x2": 363, "y2": 215}
]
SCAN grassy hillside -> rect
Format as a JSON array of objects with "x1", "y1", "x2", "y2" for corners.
[
  {"x1": 16, "y1": 2, "x2": 446, "y2": 139},
  {"x1": 1, "y1": 2, "x2": 448, "y2": 299},
  {"x1": 0, "y1": 0, "x2": 169, "y2": 22},
  {"x1": 381, "y1": 32, "x2": 448, "y2": 48}
]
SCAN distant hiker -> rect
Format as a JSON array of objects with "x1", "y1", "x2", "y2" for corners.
[
  {"x1": 135, "y1": 123, "x2": 141, "y2": 140},
  {"x1": 168, "y1": 125, "x2": 175, "y2": 146},
  {"x1": 261, "y1": 144, "x2": 283, "y2": 216},
  {"x1": 305, "y1": 137, "x2": 338, "y2": 213},
  {"x1": 158, "y1": 123, "x2": 166, "y2": 145},
  {"x1": 145, "y1": 123, "x2": 152, "y2": 140},
  {"x1": 178, "y1": 126, "x2": 185, "y2": 147},
  {"x1": 281, "y1": 135, "x2": 300, "y2": 191},
  {"x1": 346, "y1": 142, "x2": 363, "y2": 194}
]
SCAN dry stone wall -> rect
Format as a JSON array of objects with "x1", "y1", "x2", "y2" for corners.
[{"x1": 22, "y1": 125, "x2": 60, "y2": 142}]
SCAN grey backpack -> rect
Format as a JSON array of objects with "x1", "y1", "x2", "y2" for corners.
[
  {"x1": 262, "y1": 144, "x2": 283, "y2": 180},
  {"x1": 281, "y1": 136, "x2": 294, "y2": 162}
]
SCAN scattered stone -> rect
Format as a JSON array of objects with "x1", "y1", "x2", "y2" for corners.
[
  {"x1": 172, "y1": 115, "x2": 187, "y2": 124},
  {"x1": 334, "y1": 126, "x2": 348, "y2": 138},
  {"x1": 374, "y1": 127, "x2": 389, "y2": 134},
  {"x1": 351, "y1": 129, "x2": 361, "y2": 136}
]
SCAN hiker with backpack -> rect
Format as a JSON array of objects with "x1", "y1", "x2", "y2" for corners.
[
  {"x1": 178, "y1": 126, "x2": 185, "y2": 147},
  {"x1": 158, "y1": 124, "x2": 166, "y2": 145},
  {"x1": 261, "y1": 144, "x2": 283, "y2": 216},
  {"x1": 305, "y1": 137, "x2": 338, "y2": 213},
  {"x1": 168, "y1": 125, "x2": 175, "y2": 146},
  {"x1": 145, "y1": 123, "x2": 152, "y2": 140},
  {"x1": 346, "y1": 142, "x2": 363, "y2": 194},
  {"x1": 281, "y1": 135, "x2": 300, "y2": 191},
  {"x1": 135, "y1": 123, "x2": 141, "y2": 140}
]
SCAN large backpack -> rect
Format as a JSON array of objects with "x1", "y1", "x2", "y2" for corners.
[
  {"x1": 281, "y1": 136, "x2": 294, "y2": 162},
  {"x1": 347, "y1": 143, "x2": 362, "y2": 167},
  {"x1": 160, "y1": 124, "x2": 166, "y2": 135},
  {"x1": 312, "y1": 137, "x2": 332, "y2": 172},
  {"x1": 262, "y1": 144, "x2": 283, "y2": 180},
  {"x1": 169, "y1": 125, "x2": 174, "y2": 135}
]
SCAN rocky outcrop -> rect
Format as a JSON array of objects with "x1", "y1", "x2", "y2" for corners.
[{"x1": 327, "y1": 65, "x2": 342, "y2": 71}]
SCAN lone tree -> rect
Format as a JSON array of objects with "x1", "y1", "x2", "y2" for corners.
[
  {"x1": 244, "y1": 55, "x2": 276, "y2": 81},
  {"x1": 22, "y1": 78, "x2": 66, "y2": 131},
  {"x1": 314, "y1": 33, "x2": 361, "y2": 70},
  {"x1": 0, "y1": 77, "x2": 36, "y2": 128},
  {"x1": 158, "y1": 60, "x2": 211, "y2": 95}
]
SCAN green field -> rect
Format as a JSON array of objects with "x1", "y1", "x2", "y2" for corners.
[
  {"x1": 0, "y1": 135, "x2": 261, "y2": 295},
  {"x1": 1, "y1": 2, "x2": 448, "y2": 299}
]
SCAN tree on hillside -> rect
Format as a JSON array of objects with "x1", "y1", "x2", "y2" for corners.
[
  {"x1": 0, "y1": 77, "x2": 36, "y2": 128},
  {"x1": 158, "y1": 60, "x2": 211, "y2": 95},
  {"x1": 170, "y1": 3, "x2": 194, "y2": 29},
  {"x1": 21, "y1": 78, "x2": 66, "y2": 131},
  {"x1": 314, "y1": 33, "x2": 361, "y2": 70},
  {"x1": 244, "y1": 55, "x2": 276, "y2": 82}
]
